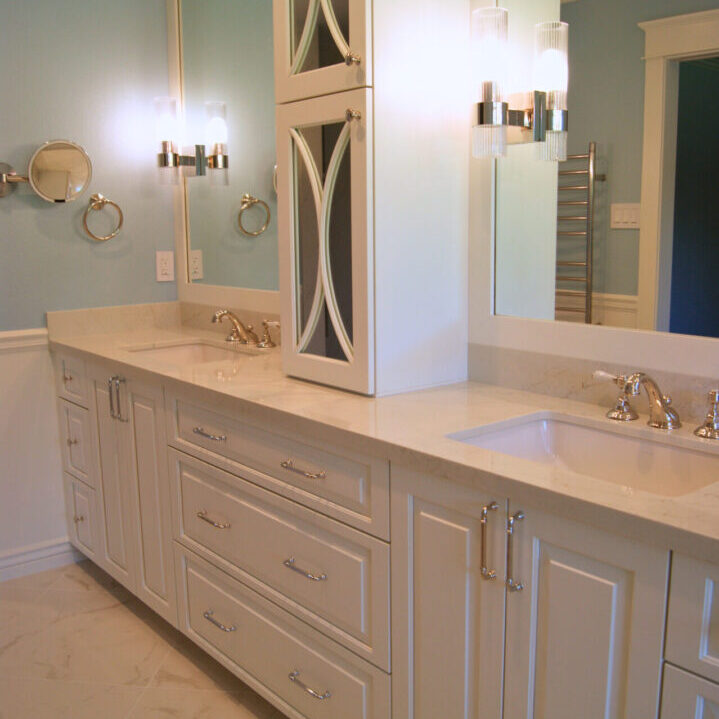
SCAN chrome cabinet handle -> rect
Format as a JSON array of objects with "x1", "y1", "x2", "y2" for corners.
[
  {"x1": 203, "y1": 609, "x2": 236, "y2": 633},
  {"x1": 283, "y1": 557, "x2": 327, "y2": 582},
  {"x1": 193, "y1": 426, "x2": 227, "y2": 442},
  {"x1": 197, "y1": 510, "x2": 231, "y2": 530},
  {"x1": 480, "y1": 502, "x2": 499, "y2": 580},
  {"x1": 73, "y1": 515, "x2": 85, "y2": 523},
  {"x1": 280, "y1": 460, "x2": 326, "y2": 480},
  {"x1": 288, "y1": 670, "x2": 331, "y2": 700},
  {"x1": 113, "y1": 377, "x2": 128, "y2": 422},
  {"x1": 108, "y1": 377, "x2": 117, "y2": 419},
  {"x1": 506, "y1": 511, "x2": 525, "y2": 592}
]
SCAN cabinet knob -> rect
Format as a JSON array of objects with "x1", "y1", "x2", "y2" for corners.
[
  {"x1": 73, "y1": 515, "x2": 85, "y2": 523},
  {"x1": 345, "y1": 109, "x2": 362, "y2": 122},
  {"x1": 344, "y1": 52, "x2": 361, "y2": 66},
  {"x1": 67, "y1": 438, "x2": 79, "y2": 447}
]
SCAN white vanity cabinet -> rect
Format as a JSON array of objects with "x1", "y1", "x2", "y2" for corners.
[
  {"x1": 661, "y1": 665, "x2": 719, "y2": 718},
  {"x1": 88, "y1": 363, "x2": 177, "y2": 624},
  {"x1": 273, "y1": 0, "x2": 372, "y2": 103},
  {"x1": 391, "y1": 466, "x2": 670, "y2": 719},
  {"x1": 275, "y1": 0, "x2": 469, "y2": 395}
]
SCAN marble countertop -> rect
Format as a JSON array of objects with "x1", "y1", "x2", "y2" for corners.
[{"x1": 49, "y1": 323, "x2": 719, "y2": 558}]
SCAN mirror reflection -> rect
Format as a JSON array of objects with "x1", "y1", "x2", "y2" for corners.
[
  {"x1": 29, "y1": 141, "x2": 92, "y2": 203},
  {"x1": 181, "y1": 0, "x2": 278, "y2": 290},
  {"x1": 494, "y1": 0, "x2": 719, "y2": 339}
]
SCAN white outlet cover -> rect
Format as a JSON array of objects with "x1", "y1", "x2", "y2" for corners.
[
  {"x1": 610, "y1": 203, "x2": 641, "y2": 230},
  {"x1": 156, "y1": 250, "x2": 175, "y2": 282},
  {"x1": 190, "y1": 250, "x2": 203, "y2": 280}
]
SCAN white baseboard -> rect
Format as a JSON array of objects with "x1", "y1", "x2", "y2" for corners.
[
  {"x1": 0, "y1": 538, "x2": 82, "y2": 583},
  {"x1": 556, "y1": 293, "x2": 638, "y2": 329}
]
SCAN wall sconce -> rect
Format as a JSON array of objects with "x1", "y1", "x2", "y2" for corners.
[
  {"x1": 472, "y1": 8, "x2": 569, "y2": 161},
  {"x1": 155, "y1": 97, "x2": 229, "y2": 179}
]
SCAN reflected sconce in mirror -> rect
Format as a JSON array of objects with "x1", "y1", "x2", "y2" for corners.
[
  {"x1": 472, "y1": 8, "x2": 568, "y2": 161},
  {"x1": 0, "y1": 140, "x2": 92, "y2": 202},
  {"x1": 154, "y1": 97, "x2": 229, "y2": 180}
]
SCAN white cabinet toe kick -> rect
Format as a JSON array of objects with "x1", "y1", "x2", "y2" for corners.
[{"x1": 51, "y1": 350, "x2": 713, "y2": 719}]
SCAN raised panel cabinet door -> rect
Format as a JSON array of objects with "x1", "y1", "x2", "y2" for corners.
[
  {"x1": 63, "y1": 473, "x2": 98, "y2": 558},
  {"x1": 126, "y1": 378, "x2": 177, "y2": 626},
  {"x1": 91, "y1": 370, "x2": 137, "y2": 590},
  {"x1": 666, "y1": 553, "x2": 719, "y2": 684},
  {"x1": 58, "y1": 400, "x2": 95, "y2": 487},
  {"x1": 276, "y1": 88, "x2": 374, "y2": 394},
  {"x1": 273, "y1": 0, "x2": 372, "y2": 103},
  {"x1": 391, "y1": 466, "x2": 506, "y2": 719},
  {"x1": 661, "y1": 664, "x2": 719, "y2": 718},
  {"x1": 503, "y1": 504, "x2": 669, "y2": 719}
]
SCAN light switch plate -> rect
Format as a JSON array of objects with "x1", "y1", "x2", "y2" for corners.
[
  {"x1": 155, "y1": 251, "x2": 175, "y2": 282},
  {"x1": 189, "y1": 250, "x2": 203, "y2": 280},
  {"x1": 611, "y1": 203, "x2": 641, "y2": 229}
]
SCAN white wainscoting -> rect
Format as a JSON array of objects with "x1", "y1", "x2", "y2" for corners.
[
  {"x1": 0, "y1": 329, "x2": 79, "y2": 581},
  {"x1": 555, "y1": 293, "x2": 638, "y2": 329}
]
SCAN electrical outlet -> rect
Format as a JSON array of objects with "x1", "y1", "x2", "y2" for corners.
[
  {"x1": 156, "y1": 251, "x2": 175, "y2": 282},
  {"x1": 189, "y1": 250, "x2": 203, "y2": 280},
  {"x1": 610, "y1": 203, "x2": 641, "y2": 230}
]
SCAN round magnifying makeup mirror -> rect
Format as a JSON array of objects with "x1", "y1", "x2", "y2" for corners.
[{"x1": 27, "y1": 140, "x2": 92, "y2": 203}]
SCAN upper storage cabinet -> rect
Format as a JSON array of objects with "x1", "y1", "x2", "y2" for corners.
[
  {"x1": 277, "y1": 88, "x2": 373, "y2": 393},
  {"x1": 273, "y1": 0, "x2": 372, "y2": 103}
]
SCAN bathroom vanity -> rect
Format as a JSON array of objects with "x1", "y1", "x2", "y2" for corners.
[{"x1": 49, "y1": 306, "x2": 719, "y2": 719}]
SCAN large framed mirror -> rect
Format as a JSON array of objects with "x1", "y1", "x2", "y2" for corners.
[
  {"x1": 168, "y1": 0, "x2": 279, "y2": 311},
  {"x1": 492, "y1": 0, "x2": 719, "y2": 340}
]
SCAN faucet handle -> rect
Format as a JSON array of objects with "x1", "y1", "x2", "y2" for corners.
[
  {"x1": 595, "y1": 370, "x2": 638, "y2": 421},
  {"x1": 695, "y1": 389, "x2": 719, "y2": 440},
  {"x1": 257, "y1": 320, "x2": 280, "y2": 349},
  {"x1": 708, "y1": 389, "x2": 719, "y2": 405}
]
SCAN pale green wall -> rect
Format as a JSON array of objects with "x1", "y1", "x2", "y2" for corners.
[
  {"x1": 182, "y1": 0, "x2": 278, "y2": 291},
  {"x1": 0, "y1": 0, "x2": 177, "y2": 331},
  {"x1": 562, "y1": 0, "x2": 719, "y2": 297}
]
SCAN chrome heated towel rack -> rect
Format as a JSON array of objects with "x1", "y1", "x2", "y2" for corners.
[{"x1": 555, "y1": 142, "x2": 605, "y2": 324}]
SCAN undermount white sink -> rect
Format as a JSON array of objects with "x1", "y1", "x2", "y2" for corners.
[
  {"x1": 127, "y1": 341, "x2": 257, "y2": 366},
  {"x1": 450, "y1": 412, "x2": 719, "y2": 497}
]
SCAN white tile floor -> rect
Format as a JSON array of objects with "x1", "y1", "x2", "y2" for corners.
[{"x1": 0, "y1": 560, "x2": 287, "y2": 718}]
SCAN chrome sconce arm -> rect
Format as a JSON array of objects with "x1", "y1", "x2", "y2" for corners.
[{"x1": 156, "y1": 142, "x2": 227, "y2": 177}]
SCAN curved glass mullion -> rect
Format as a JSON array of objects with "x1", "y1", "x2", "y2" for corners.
[
  {"x1": 319, "y1": 0, "x2": 350, "y2": 59},
  {"x1": 290, "y1": 0, "x2": 321, "y2": 76},
  {"x1": 290, "y1": 128, "x2": 326, "y2": 353},
  {"x1": 319, "y1": 121, "x2": 353, "y2": 360}
]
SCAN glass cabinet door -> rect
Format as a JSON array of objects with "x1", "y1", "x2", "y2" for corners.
[
  {"x1": 277, "y1": 88, "x2": 373, "y2": 394},
  {"x1": 273, "y1": 0, "x2": 371, "y2": 103}
]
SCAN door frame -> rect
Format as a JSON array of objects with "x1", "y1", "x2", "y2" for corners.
[{"x1": 637, "y1": 9, "x2": 719, "y2": 330}]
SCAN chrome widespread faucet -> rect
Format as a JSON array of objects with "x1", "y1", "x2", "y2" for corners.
[
  {"x1": 594, "y1": 370, "x2": 681, "y2": 430},
  {"x1": 212, "y1": 309, "x2": 259, "y2": 345}
]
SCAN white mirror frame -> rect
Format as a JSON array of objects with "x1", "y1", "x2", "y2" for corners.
[
  {"x1": 469, "y1": 8, "x2": 719, "y2": 379},
  {"x1": 166, "y1": 0, "x2": 280, "y2": 314}
]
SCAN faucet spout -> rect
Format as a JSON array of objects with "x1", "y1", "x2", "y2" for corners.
[
  {"x1": 623, "y1": 373, "x2": 681, "y2": 430},
  {"x1": 212, "y1": 310, "x2": 259, "y2": 345}
]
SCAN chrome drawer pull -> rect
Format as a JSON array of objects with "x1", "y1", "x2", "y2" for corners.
[
  {"x1": 506, "y1": 511, "x2": 525, "y2": 593},
  {"x1": 193, "y1": 426, "x2": 227, "y2": 442},
  {"x1": 480, "y1": 501, "x2": 499, "y2": 580},
  {"x1": 283, "y1": 557, "x2": 327, "y2": 582},
  {"x1": 203, "y1": 609, "x2": 236, "y2": 633},
  {"x1": 280, "y1": 459, "x2": 326, "y2": 480},
  {"x1": 197, "y1": 510, "x2": 231, "y2": 530},
  {"x1": 288, "y1": 670, "x2": 331, "y2": 700}
]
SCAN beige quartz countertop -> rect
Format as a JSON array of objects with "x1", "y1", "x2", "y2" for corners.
[{"x1": 50, "y1": 325, "x2": 719, "y2": 559}]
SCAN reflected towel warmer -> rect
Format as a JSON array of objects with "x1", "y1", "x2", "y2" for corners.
[{"x1": 555, "y1": 142, "x2": 605, "y2": 324}]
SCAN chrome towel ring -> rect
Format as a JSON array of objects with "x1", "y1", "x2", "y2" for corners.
[
  {"x1": 83, "y1": 193, "x2": 123, "y2": 242},
  {"x1": 238, "y1": 193, "x2": 270, "y2": 237}
]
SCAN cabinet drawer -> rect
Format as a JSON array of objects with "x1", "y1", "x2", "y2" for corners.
[
  {"x1": 58, "y1": 400, "x2": 96, "y2": 487},
  {"x1": 176, "y1": 547, "x2": 390, "y2": 719},
  {"x1": 167, "y1": 393, "x2": 389, "y2": 539},
  {"x1": 170, "y1": 450, "x2": 389, "y2": 670},
  {"x1": 666, "y1": 552, "x2": 719, "y2": 683},
  {"x1": 63, "y1": 473, "x2": 98, "y2": 557},
  {"x1": 661, "y1": 664, "x2": 719, "y2": 717},
  {"x1": 54, "y1": 353, "x2": 89, "y2": 407}
]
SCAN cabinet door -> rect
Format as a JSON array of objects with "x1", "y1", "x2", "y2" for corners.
[
  {"x1": 63, "y1": 473, "x2": 98, "y2": 558},
  {"x1": 661, "y1": 664, "x2": 719, "y2": 718},
  {"x1": 503, "y1": 504, "x2": 669, "y2": 719},
  {"x1": 58, "y1": 400, "x2": 96, "y2": 487},
  {"x1": 91, "y1": 370, "x2": 137, "y2": 589},
  {"x1": 391, "y1": 466, "x2": 506, "y2": 719},
  {"x1": 666, "y1": 553, "x2": 719, "y2": 684},
  {"x1": 124, "y1": 378, "x2": 177, "y2": 625},
  {"x1": 277, "y1": 88, "x2": 373, "y2": 394},
  {"x1": 273, "y1": 0, "x2": 371, "y2": 103}
]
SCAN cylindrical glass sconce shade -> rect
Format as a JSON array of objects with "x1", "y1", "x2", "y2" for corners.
[
  {"x1": 154, "y1": 97, "x2": 181, "y2": 152},
  {"x1": 205, "y1": 101, "x2": 228, "y2": 159},
  {"x1": 535, "y1": 21, "x2": 568, "y2": 161},
  {"x1": 472, "y1": 7, "x2": 509, "y2": 158}
]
